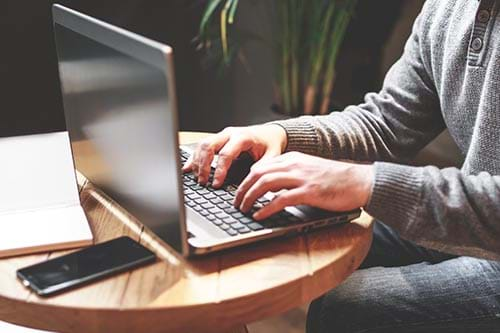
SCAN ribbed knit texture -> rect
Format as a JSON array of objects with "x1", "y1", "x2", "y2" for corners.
[
  {"x1": 366, "y1": 162, "x2": 423, "y2": 234},
  {"x1": 273, "y1": 0, "x2": 500, "y2": 260}
]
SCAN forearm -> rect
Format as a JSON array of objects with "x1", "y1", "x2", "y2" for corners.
[{"x1": 366, "y1": 163, "x2": 500, "y2": 260}]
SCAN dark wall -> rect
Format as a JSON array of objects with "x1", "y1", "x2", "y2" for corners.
[
  {"x1": 0, "y1": 1, "x2": 412, "y2": 138},
  {"x1": 0, "y1": 0, "x2": 226, "y2": 137}
]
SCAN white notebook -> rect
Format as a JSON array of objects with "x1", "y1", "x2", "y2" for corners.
[{"x1": 0, "y1": 132, "x2": 93, "y2": 258}]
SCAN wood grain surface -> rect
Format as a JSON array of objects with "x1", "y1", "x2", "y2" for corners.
[{"x1": 0, "y1": 132, "x2": 373, "y2": 333}]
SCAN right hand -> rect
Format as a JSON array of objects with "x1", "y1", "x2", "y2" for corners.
[{"x1": 182, "y1": 124, "x2": 287, "y2": 188}]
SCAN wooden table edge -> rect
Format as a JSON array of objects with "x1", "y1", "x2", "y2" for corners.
[{"x1": 0, "y1": 131, "x2": 374, "y2": 333}]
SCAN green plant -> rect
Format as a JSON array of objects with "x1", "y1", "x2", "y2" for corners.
[{"x1": 199, "y1": 0, "x2": 357, "y2": 116}]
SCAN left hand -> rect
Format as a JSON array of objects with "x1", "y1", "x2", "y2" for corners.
[{"x1": 233, "y1": 152, "x2": 374, "y2": 220}]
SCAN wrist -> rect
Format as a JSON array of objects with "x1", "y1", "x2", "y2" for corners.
[
  {"x1": 264, "y1": 124, "x2": 288, "y2": 153},
  {"x1": 352, "y1": 164, "x2": 375, "y2": 207}
]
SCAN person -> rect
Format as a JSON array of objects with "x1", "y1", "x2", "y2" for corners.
[{"x1": 183, "y1": 0, "x2": 500, "y2": 331}]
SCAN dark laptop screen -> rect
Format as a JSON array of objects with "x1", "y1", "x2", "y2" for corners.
[{"x1": 53, "y1": 15, "x2": 185, "y2": 253}]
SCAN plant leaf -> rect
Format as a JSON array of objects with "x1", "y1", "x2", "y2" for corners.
[
  {"x1": 220, "y1": 0, "x2": 234, "y2": 63},
  {"x1": 228, "y1": 0, "x2": 240, "y2": 24},
  {"x1": 200, "y1": 0, "x2": 224, "y2": 37}
]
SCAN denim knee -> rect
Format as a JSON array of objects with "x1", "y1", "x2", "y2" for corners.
[{"x1": 306, "y1": 285, "x2": 369, "y2": 333}]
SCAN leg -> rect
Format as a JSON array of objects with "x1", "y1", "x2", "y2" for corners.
[
  {"x1": 360, "y1": 221, "x2": 456, "y2": 269},
  {"x1": 307, "y1": 256, "x2": 500, "y2": 332},
  {"x1": 306, "y1": 222, "x2": 500, "y2": 332}
]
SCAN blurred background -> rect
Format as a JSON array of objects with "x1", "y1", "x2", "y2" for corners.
[
  {"x1": 0, "y1": 0, "x2": 418, "y2": 132},
  {"x1": 0, "y1": 0, "x2": 461, "y2": 167}
]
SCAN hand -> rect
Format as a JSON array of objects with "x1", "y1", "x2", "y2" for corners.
[
  {"x1": 182, "y1": 124, "x2": 287, "y2": 188},
  {"x1": 233, "y1": 152, "x2": 374, "y2": 220}
]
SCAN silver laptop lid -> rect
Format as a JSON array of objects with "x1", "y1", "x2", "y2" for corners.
[{"x1": 52, "y1": 4, "x2": 188, "y2": 255}]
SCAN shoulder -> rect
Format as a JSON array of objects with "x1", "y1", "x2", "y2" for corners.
[
  {"x1": 413, "y1": 0, "x2": 474, "y2": 68},
  {"x1": 417, "y1": 0, "x2": 475, "y2": 37}
]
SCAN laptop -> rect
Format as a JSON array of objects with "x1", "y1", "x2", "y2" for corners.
[{"x1": 52, "y1": 4, "x2": 361, "y2": 256}]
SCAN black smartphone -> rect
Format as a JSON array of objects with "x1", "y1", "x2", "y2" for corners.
[{"x1": 17, "y1": 237, "x2": 156, "y2": 297}]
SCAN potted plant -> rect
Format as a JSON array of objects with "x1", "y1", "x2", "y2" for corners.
[{"x1": 198, "y1": 0, "x2": 357, "y2": 116}]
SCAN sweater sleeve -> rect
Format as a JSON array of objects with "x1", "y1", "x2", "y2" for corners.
[
  {"x1": 272, "y1": 4, "x2": 445, "y2": 162},
  {"x1": 366, "y1": 162, "x2": 500, "y2": 260},
  {"x1": 273, "y1": 2, "x2": 500, "y2": 260}
]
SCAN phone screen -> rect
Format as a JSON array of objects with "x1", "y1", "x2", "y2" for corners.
[{"x1": 17, "y1": 237, "x2": 156, "y2": 296}]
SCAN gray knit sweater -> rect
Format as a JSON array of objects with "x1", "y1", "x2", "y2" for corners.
[{"x1": 274, "y1": 0, "x2": 500, "y2": 260}]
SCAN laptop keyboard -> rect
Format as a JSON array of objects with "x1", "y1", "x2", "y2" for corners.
[{"x1": 180, "y1": 150, "x2": 302, "y2": 237}]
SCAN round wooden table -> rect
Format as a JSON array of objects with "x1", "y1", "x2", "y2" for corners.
[{"x1": 0, "y1": 132, "x2": 373, "y2": 333}]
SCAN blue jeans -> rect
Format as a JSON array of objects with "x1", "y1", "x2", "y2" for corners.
[{"x1": 306, "y1": 222, "x2": 500, "y2": 333}]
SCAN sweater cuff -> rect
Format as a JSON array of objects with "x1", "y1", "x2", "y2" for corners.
[
  {"x1": 268, "y1": 118, "x2": 319, "y2": 156},
  {"x1": 365, "y1": 162, "x2": 423, "y2": 232}
]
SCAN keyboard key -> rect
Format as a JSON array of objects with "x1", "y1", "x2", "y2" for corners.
[
  {"x1": 221, "y1": 194, "x2": 233, "y2": 201},
  {"x1": 193, "y1": 205, "x2": 203, "y2": 212},
  {"x1": 201, "y1": 203, "x2": 214, "y2": 209},
  {"x1": 204, "y1": 193, "x2": 217, "y2": 200},
  {"x1": 253, "y1": 203, "x2": 264, "y2": 209},
  {"x1": 224, "y1": 207, "x2": 238, "y2": 214},
  {"x1": 239, "y1": 217, "x2": 253, "y2": 224},
  {"x1": 198, "y1": 189, "x2": 210, "y2": 195},
  {"x1": 210, "y1": 198, "x2": 223, "y2": 205},
  {"x1": 187, "y1": 193, "x2": 201, "y2": 200},
  {"x1": 238, "y1": 226, "x2": 251, "y2": 233},
  {"x1": 186, "y1": 201, "x2": 196, "y2": 207},
  {"x1": 211, "y1": 219, "x2": 223, "y2": 226},
  {"x1": 257, "y1": 197, "x2": 270, "y2": 204},
  {"x1": 217, "y1": 202, "x2": 232, "y2": 210},
  {"x1": 222, "y1": 217, "x2": 237, "y2": 224},
  {"x1": 206, "y1": 214, "x2": 216, "y2": 221},
  {"x1": 208, "y1": 207, "x2": 221, "y2": 214},
  {"x1": 231, "y1": 222, "x2": 246, "y2": 230},
  {"x1": 231, "y1": 212, "x2": 244, "y2": 218},
  {"x1": 199, "y1": 210, "x2": 210, "y2": 216},
  {"x1": 190, "y1": 182, "x2": 203, "y2": 189},
  {"x1": 194, "y1": 198, "x2": 208, "y2": 204},
  {"x1": 215, "y1": 212, "x2": 227, "y2": 219},
  {"x1": 225, "y1": 185, "x2": 238, "y2": 192},
  {"x1": 247, "y1": 222, "x2": 264, "y2": 231},
  {"x1": 226, "y1": 228, "x2": 238, "y2": 236},
  {"x1": 220, "y1": 224, "x2": 230, "y2": 231}
]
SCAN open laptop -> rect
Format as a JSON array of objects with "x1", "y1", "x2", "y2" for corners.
[{"x1": 52, "y1": 4, "x2": 361, "y2": 256}]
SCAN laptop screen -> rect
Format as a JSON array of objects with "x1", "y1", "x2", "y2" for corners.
[{"x1": 53, "y1": 6, "x2": 186, "y2": 254}]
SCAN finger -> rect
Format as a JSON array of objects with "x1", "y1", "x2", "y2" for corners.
[
  {"x1": 212, "y1": 137, "x2": 251, "y2": 188},
  {"x1": 197, "y1": 148, "x2": 215, "y2": 185},
  {"x1": 195, "y1": 134, "x2": 230, "y2": 184},
  {"x1": 253, "y1": 188, "x2": 307, "y2": 220},
  {"x1": 234, "y1": 162, "x2": 291, "y2": 208},
  {"x1": 182, "y1": 156, "x2": 194, "y2": 173},
  {"x1": 191, "y1": 151, "x2": 201, "y2": 177},
  {"x1": 239, "y1": 172, "x2": 301, "y2": 212}
]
